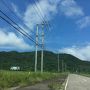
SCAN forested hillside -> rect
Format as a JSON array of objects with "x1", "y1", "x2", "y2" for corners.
[{"x1": 0, "y1": 51, "x2": 90, "y2": 73}]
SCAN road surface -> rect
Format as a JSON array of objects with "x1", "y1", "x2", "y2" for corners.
[
  {"x1": 66, "y1": 74, "x2": 90, "y2": 90},
  {"x1": 15, "y1": 76, "x2": 65, "y2": 90},
  {"x1": 15, "y1": 83, "x2": 49, "y2": 90}
]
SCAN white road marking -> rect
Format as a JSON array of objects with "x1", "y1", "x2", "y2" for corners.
[{"x1": 65, "y1": 75, "x2": 69, "y2": 90}]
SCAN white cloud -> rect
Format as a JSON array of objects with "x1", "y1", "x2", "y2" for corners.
[
  {"x1": 77, "y1": 16, "x2": 90, "y2": 29},
  {"x1": 11, "y1": 0, "x2": 84, "y2": 30},
  {"x1": 59, "y1": 45, "x2": 90, "y2": 61},
  {"x1": 60, "y1": 0, "x2": 84, "y2": 17},
  {"x1": 0, "y1": 28, "x2": 33, "y2": 50},
  {"x1": 23, "y1": 0, "x2": 60, "y2": 29}
]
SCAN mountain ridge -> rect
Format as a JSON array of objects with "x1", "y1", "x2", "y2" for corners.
[{"x1": 0, "y1": 51, "x2": 90, "y2": 73}]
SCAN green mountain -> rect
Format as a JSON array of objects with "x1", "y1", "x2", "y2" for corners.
[{"x1": 0, "y1": 51, "x2": 90, "y2": 73}]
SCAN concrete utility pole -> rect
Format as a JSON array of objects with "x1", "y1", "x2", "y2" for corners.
[
  {"x1": 41, "y1": 23, "x2": 44, "y2": 73},
  {"x1": 64, "y1": 63, "x2": 67, "y2": 72},
  {"x1": 58, "y1": 53, "x2": 60, "y2": 72},
  {"x1": 35, "y1": 24, "x2": 39, "y2": 72},
  {"x1": 62, "y1": 59, "x2": 64, "y2": 72}
]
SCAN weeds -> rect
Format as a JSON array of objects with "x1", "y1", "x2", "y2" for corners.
[{"x1": 0, "y1": 70, "x2": 61, "y2": 89}]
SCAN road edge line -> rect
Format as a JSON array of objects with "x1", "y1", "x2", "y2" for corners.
[{"x1": 64, "y1": 75, "x2": 69, "y2": 90}]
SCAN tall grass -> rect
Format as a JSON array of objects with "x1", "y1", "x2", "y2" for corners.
[{"x1": 0, "y1": 70, "x2": 62, "y2": 89}]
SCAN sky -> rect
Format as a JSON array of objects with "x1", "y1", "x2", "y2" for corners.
[{"x1": 0, "y1": 0, "x2": 90, "y2": 61}]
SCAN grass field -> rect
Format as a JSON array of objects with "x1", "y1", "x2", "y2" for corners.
[{"x1": 0, "y1": 70, "x2": 67, "y2": 89}]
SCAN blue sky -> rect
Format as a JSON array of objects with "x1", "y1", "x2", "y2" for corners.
[{"x1": 0, "y1": 0, "x2": 90, "y2": 60}]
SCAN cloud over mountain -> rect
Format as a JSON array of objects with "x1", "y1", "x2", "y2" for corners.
[{"x1": 0, "y1": 28, "x2": 33, "y2": 51}]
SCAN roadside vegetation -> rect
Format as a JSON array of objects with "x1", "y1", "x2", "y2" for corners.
[
  {"x1": 78, "y1": 73, "x2": 90, "y2": 77},
  {"x1": 48, "y1": 83, "x2": 63, "y2": 90},
  {"x1": 0, "y1": 70, "x2": 68, "y2": 90},
  {"x1": 48, "y1": 73, "x2": 68, "y2": 90}
]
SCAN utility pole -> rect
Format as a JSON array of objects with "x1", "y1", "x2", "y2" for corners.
[
  {"x1": 64, "y1": 63, "x2": 67, "y2": 72},
  {"x1": 62, "y1": 59, "x2": 64, "y2": 72},
  {"x1": 35, "y1": 24, "x2": 39, "y2": 72},
  {"x1": 58, "y1": 53, "x2": 60, "y2": 72},
  {"x1": 41, "y1": 23, "x2": 44, "y2": 73}
]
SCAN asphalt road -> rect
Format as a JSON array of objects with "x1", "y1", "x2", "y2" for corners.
[
  {"x1": 66, "y1": 74, "x2": 90, "y2": 90},
  {"x1": 15, "y1": 83, "x2": 50, "y2": 90},
  {"x1": 15, "y1": 77, "x2": 65, "y2": 90}
]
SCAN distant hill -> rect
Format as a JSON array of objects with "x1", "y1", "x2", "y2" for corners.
[{"x1": 0, "y1": 51, "x2": 90, "y2": 73}]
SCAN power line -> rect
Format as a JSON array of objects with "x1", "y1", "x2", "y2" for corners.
[
  {"x1": 1, "y1": 0, "x2": 53, "y2": 35},
  {"x1": 0, "y1": 15, "x2": 34, "y2": 43},
  {"x1": 31, "y1": 1, "x2": 44, "y2": 24},
  {"x1": 36, "y1": 0, "x2": 55, "y2": 31},
  {"x1": 33, "y1": 0, "x2": 51, "y2": 31},
  {"x1": 0, "y1": 15, "x2": 41, "y2": 47},
  {"x1": 33, "y1": 0, "x2": 46, "y2": 23},
  {"x1": 31, "y1": 0, "x2": 51, "y2": 51},
  {"x1": 1, "y1": 0, "x2": 53, "y2": 32},
  {"x1": 0, "y1": 9, "x2": 36, "y2": 44},
  {"x1": 35, "y1": 0, "x2": 52, "y2": 30},
  {"x1": 35, "y1": 0, "x2": 49, "y2": 22},
  {"x1": 0, "y1": 0, "x2": 36, "y2": 35}
]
